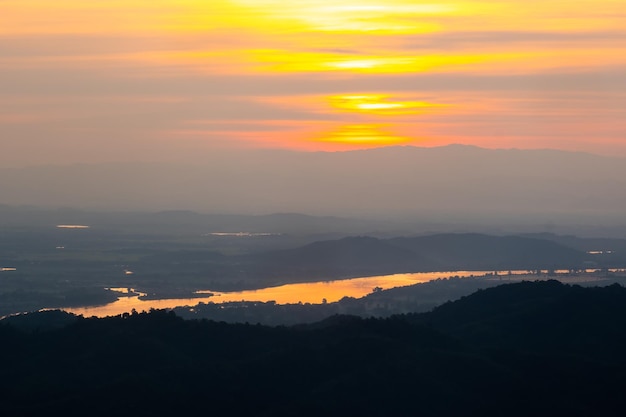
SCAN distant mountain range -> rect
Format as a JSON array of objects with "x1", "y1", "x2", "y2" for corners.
[
  {"x1": 0, "y1": 205, "x2": 384, "y2": 235},
  {"x1": 1, "y1": 145, "x2": 625, "y2": 230}
]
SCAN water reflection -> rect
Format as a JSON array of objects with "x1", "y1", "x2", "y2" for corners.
[
  {"x1": 64, "y1": 270, "x2": 514, "y2": 317},
  {"x1": 205, "y1": 232, "x2": 281, "y2": 237},
  {"x1": 197, "y1": 270, "x2": 495, "y2": 304},
  {"x1": 56, "y1": 225, "x2": 90, "y2": 229},
  {"x1": 63, "y1": 269, "x2": 621, "y2": 318}
]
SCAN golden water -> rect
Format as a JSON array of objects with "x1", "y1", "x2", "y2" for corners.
[{"x1": 64, "y1": 270, "x2": 519, "y2": 317}]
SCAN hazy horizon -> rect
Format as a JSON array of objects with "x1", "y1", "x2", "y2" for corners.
[
  {"x1": 1, "y1": 145, "x2": 625, "y2": 238},
  {"x1": 2, "y1": 2, "x2": 625, "y2": 229}
]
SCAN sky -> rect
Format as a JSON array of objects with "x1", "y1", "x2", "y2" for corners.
[{"x1": 1, "y1": 0, "x2": 626, "y2": 167}]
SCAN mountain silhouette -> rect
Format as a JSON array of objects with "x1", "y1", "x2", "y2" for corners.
[
  {"x1": 2, "y1": 281, "x2": 626, "y2": 416},
  {"x1": 240, "y1": 233, "x2": 585, "y2": 284},
  {"x1": 1, "y1": 145, "x2": 625, "y2": 227}
]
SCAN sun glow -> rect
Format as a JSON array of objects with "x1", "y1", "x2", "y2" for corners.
[
  {"x1": 1, "y1": 0, "x2": 625, "y2": 157},
  {"x1": 329, "y1": 95, "x2": 446, "y2": 115},
  {"x1": 227, "y1": 0, "x2": 455, "y2": 33},
  {"x1": 318, "y1": 124, "x2": 409, "y2": 146},
  {"x1": 249, "y1": 50, "x2": 533, "y2": 74}
]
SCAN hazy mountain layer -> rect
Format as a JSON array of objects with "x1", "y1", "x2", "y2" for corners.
[
  {"x1": 2, "y1": 145, "x2": 626, "y2": 227},
  {"x1": 241, "y1": 234, "x2": 586, "y2": 285}
]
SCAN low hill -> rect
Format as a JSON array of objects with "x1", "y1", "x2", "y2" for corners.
[
  {"x1": 390, "y1": 233, "x2": 585, "y2": 270},
  {"x1": 2, "y1": 281, "x2": 626, "y2": 416},
  {"x1": 412, "y1": 280, "x2": 626, "y2": 359},
  {"x1": 240, "y1": 233, "x2": 586, "y2": 285},
  {"x1": 521, "y1": 232, "x2": 626, "y2": 266},
  {"x1": 247, "y1": 236, "x2": 427, "y2": 278}
]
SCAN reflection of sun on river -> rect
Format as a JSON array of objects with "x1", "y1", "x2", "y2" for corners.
[
  {"x1": 63, "y1": 270, "x2": 522, "y2": 318},
  {"x1": 62, "y1": 269, "x2": 617, "y2": 318},
  {"x1": 198, "y1": 271, "x2": 493, "y2": 303}
]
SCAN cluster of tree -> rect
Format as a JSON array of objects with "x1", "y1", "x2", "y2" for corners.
[{"x1": 2, "y1": 280, "x2": 626, "y2": 416}]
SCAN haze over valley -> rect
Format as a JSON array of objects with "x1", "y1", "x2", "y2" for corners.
[
  {"x1": 2, "y1": 199, "x2": 626, "y2": 321},
  {"x1": 3, "y1": 146, "x2": 626, "y2": 229},
  {"x1": 2, "y1": 1, "x2": 626, "y2": 414}
]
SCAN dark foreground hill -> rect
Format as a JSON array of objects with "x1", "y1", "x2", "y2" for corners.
[{"x1": 2, "y1": 281, "x2": 626, "y2": 416}]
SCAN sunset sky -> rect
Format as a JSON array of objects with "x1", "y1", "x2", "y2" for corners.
[{"x1": 1, "y1": 0, "x2": 625, "y2": 166}]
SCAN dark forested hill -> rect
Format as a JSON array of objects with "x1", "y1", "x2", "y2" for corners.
[
  {"x1": 411, "y1": 280, "x2": 626, "y2": 358},
  {"x1": 2, "y1": 281, "x2": 626, "y2": 416}
]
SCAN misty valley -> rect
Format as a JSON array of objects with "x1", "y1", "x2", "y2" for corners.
[
  {"x1": 2, "y1": 0, "x2": 625, "y2": 413},
  {"x1": 3, "y1": 206, "x2": 626, "y2": 416},
  {"x1": 3, "y1": 207, "x2": 626, "y2": 321}
]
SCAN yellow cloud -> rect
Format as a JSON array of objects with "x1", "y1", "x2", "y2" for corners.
[
  {"x1": 249, "y1": 49, "x2": 531, "y2": 74},
  {"x1": 222, "y1": 0, "x2": 453, "y2": 34}
]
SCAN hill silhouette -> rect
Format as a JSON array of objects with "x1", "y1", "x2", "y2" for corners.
[
  {"x1": 240, "y1": 234, "x2": 586, "y2": 284},
  {"x1": 390, "y1": 233, "x2": 585, "y2": 270},
  {"x1": 248, "y1": 236, "x2": 425, "y2": 278},
  {"x1": 2, "y1": 281, "x2": 625, "y2": 416},
  {"x1": 412, "y1": 280, "x2": 626, "y2": 358}
]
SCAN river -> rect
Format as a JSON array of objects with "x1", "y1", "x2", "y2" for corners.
[{"x1": 63, "y1": 270, "x2": 538, "y2": 317}]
